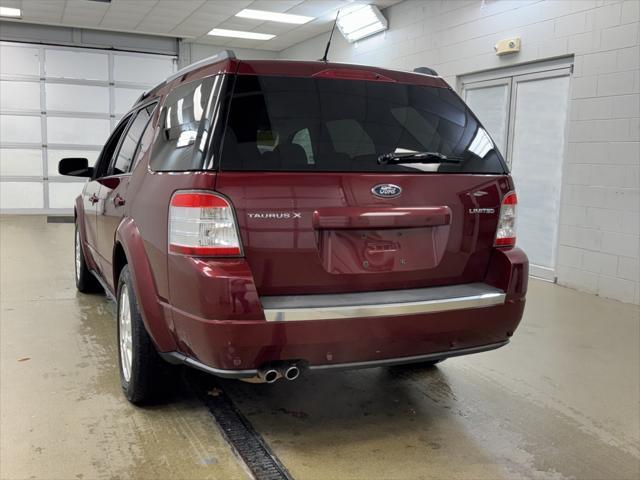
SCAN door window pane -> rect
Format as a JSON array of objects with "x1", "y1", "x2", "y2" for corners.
[
  {"x1": 113, "y1": 54, "x2": 174, "y2": 84},
  {"x1": 0, "y1": 148, "x2": 42, "y2": 176},
  {"x1": 48, "y1": 182, "x2": 85, "y2": 209},
  {"x1": 111, "y1": 105, "x2": 155, "y2": 174},
  {"x1": 0, "y1": 45, "x2": 40, "y2": 77},
  {"x1": 465, "y1": 84, "x2": 509, "y2": 156},
  {"x1": 0, "y1": 115, "x2": 42, "y2": 144},
  {"x1": 45, "y1": 49, "x2": 108, "y2": 81},
  {"x1": 45, "y1": 83, "x2": 109, "y2": 113},
  {"x1": 47, "y1": 117, "x2": 110, "y2": 146},
  {"x1": 0, "y1": 182, "x2": 43, "y2": 209},
  {"x1": 510, "y1": 76, "x2": 570, "y2": 270},
  {"x1": 0, "y1": 81, "x2": 41, "y2": 111},
  {"x1": 115, "y1": 87, "x2": 146, "y2": 115}
]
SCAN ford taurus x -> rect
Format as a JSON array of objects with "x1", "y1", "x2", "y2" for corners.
[{"x1": 59, "y1": 51, "x2": 528, "y2": 404}]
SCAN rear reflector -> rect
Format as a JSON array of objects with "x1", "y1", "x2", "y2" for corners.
[
  {"x1": 169, "y1": 191, "x2": 241, "y2": 256},
  {"x1": 494, "y1": 191, "x2": 517, "y2": 248}
]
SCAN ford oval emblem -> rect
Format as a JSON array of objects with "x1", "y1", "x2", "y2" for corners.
[{"x1": 372, "y1": 184, "x2": 402, "y2": 198}]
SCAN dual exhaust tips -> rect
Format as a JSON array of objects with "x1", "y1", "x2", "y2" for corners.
[{"x1": 258, "y1": 363, "x2": 301, "y2": 383}]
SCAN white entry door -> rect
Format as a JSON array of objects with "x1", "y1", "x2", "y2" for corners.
[{"x1": 462, "y1": 63, "x2": 572, "y2": 281}]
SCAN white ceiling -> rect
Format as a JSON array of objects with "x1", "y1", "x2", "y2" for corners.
[{"x1": 0, "y1": 0, "x2": 403, "y2": 51}]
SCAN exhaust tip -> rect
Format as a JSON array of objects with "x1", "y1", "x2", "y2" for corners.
[
  {"x1": 284, "y1": 365, "x2": 300, "y2": 381},
  {"x1": 260, "y1": 369, "x2": 279, "y2": 383}
]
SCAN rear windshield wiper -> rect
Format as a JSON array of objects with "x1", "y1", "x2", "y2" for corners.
[{"x1": 377, "y1": 151, "x2": 463, "y2": 165}]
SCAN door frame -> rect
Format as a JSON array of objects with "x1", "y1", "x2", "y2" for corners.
[{"x1": 459, "y1": 58, "x2": 574, "y2": 282}]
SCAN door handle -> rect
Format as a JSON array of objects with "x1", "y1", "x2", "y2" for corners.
[
  {"x1": 113, "y1": 194, "x2": 126, "y2": 207},
  {"x1": 89, "y1": 194, "x2": 99, "y2": 205}
]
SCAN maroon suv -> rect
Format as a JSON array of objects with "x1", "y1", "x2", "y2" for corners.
[{"x1": 60, "y1": 51, "x2": 528, "y2": 404}]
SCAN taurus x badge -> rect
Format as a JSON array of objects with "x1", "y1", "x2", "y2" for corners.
[
  {"x1": 371, "y1": 184, "x2": 402, "y2": 198},
  {"x1": 247, "y1": 212, "x2": 302, "y2": 219}
]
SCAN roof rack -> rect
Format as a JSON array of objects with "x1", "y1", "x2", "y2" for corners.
[
  {"x1": 166, "y1": 49, "x2": 236, "y2": 83},
  {"x1": 134, "y1": 50, "x2": 236, "y2": 106},
  {"x1": 413, "y1": 66, "x2": 438, "y2": 76}
]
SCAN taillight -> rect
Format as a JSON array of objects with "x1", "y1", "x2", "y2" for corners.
[
  {"x1": 169, "y1": 191, "x2": 241, "y2": 256},
  {"x1": 494, "y1": 191, "x2": 517, "y2": 248}
]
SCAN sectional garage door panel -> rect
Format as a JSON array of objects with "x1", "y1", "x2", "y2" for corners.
[
  {"x1": 0, "y1": 149, "x2": 43, "y2": 177},
  {"x1": 113, "y1": 55, "x2": 174, "y2": 83},
  {"x1": 0, "y1": 44, "x2": 40, "y2": 76},
  {"x1": 0, "y1": 80, "x2": 41, "y2": 111},
  {"x1": 45, "y1": 49, "x2": 109, "y2": 81},
  {"x1": 115, "y1": 87, "x2": 147, "y2": 115},
  {"x1": 0, "y1": 115, "x2": 42, "y2": 144},
  {"x1": 45, "y1": 84, "x2": 111, "y2": 114},
  {"x1": 0, "y1": 182, "x2": 44, "y2": 210},
  {"x1": 0, "y1": 41, "x2": 176, "y2": 213},
  {"x1": 46, "y1": 117, "x2": 112, "y2": 146},
  {"x1": 48, "y1": 182, "x2": 86, "y2": 209}
]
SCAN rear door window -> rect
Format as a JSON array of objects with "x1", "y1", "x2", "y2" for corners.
[{"x1": 220, "y1": 75, "x2": 506, "y2": 174}]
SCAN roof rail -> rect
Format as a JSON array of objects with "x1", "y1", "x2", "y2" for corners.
[
  {"x1": 165, "y1": 49, "x2": 236, "y2": 83},
  {"x1": 413, "y1": 66, "x2": 438, "y2": 76}
]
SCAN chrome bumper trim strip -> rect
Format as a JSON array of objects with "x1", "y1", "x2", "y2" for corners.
[{"x1": 263, "y1": 288, "x2": 506, "y2": 322}]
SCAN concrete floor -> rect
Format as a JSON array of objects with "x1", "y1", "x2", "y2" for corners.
[{"x1": 1, "y1": 215, "x2": 639, "y2": 480}]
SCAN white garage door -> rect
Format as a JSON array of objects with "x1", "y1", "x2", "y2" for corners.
[{"x1": 0, "y1": 41, "x2": 176, "y2": 213}]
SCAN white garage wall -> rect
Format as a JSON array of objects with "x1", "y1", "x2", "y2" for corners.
[
  {"x1": 0, "y1": 41, "x2": 176, "y2": 213},
  {"x1": 280, "y1": 0, "x2": 639, "y2": 304}
]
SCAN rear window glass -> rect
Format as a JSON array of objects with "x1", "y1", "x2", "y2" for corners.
[{"x1": 220, "y1": 75, "x2": 506, "y2": 174}]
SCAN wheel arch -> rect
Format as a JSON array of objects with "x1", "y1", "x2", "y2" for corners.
[{"x1": 114, "y1": 217, "x2": 177, "y2": 352}]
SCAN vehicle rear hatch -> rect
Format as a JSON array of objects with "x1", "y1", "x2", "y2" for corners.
[{"x1": 215, "y1": 68, "x2": 510, "y2": 296}]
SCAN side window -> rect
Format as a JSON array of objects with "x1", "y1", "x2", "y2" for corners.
[
  {"x1": 292, "y1": 128, "x2": 314, "y2": 164},
  {"x1": 93, "y1": 116, "x2": 131, "y2": 179},
  {"x1": 130, "y1": 105, "x2": 158, "y2": 172},
  {"x1": 150, "y1": 76, "x2": 218, "y2": 171},
  {"x1": 109, "y1": 104, "x2": 155, "y2": 175}
]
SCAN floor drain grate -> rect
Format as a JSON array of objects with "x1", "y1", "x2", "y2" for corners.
[
  {"x1": 46, "y1": 216, "x2": 74, "y2": 224},
  {"x1": 189, "y1": 374, "x2": 293, "y2": 480}
]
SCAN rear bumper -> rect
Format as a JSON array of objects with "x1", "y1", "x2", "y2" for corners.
[
  {"x1": 160, "y1": 340, "x2": 509, "y2": 378},
  {"x1": 166, "y1": 247, "x2": 528, "y2": 374}
]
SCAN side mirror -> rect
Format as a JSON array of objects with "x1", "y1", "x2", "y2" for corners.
[{"x1": 58, "y1": 157, "x2": 93, "y2": 178}]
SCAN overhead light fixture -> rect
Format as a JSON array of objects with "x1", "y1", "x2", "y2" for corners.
[
  {"x1": 207, "y1": 28, "x2": 275, "y2": 40},
  {"x1": 0, "y1": 6, "x2": 22, "y2": 18},
  {"x1": 337, "y1": 4, "x2": 388, "y2": 43},
  {"x1": 235, "y1": 9, "x2": 313, "y2": 25}
]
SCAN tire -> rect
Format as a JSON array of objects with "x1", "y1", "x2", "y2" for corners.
[
  {"x1": 75, "y1": 223, "x2": 102, "y2": 293},
  {"x1": 117, "y1": 265, "x2": 167, "y2": 404}
]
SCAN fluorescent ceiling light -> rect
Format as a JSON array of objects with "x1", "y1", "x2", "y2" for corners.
[
  {"x1": 337, "y1": 5, "x2": 388, "y2": 43},
  {"x1": 235, "y1": 9, "x2": 313, "y2": 25},
  {"x1": 0, "y1": 6, "x2": 22, "y2": 18},
  {"x1": 207, "y1": 28, "x2": 275, "y2": 40}
]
